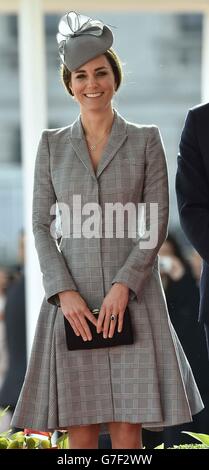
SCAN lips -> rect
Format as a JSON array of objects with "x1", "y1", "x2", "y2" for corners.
[{"x1": 84, "y1": 93, "x2": 103, "y2": 98}]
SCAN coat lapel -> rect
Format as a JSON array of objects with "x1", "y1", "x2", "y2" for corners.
[
  {"x1": 68, "y1": 110, "x2": 128, "y2": 179},
  {"x1": 68, "y1": 116, "x2": 97, "y2": 180},
  {"x1": 96, "y1": 112, "x2": 128, "y2": 178}
]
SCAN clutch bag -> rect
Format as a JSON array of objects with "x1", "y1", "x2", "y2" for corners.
[{"x1": 64, "y1": 307, "x2": 133, "y2": 350}]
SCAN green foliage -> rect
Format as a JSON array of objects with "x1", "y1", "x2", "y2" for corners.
[
  {"x1": 154, "y1": 443, "x2": 164, "y2": 449},
  {"x1": 26, "y1": 437, "x2": 40, "y2": 449},
  {"x1": 182, "y1": 431, "x2": 209, "y2": 447},
  {"x1": 171, "y1": 443, "x2": 207, "y2": 449},
  {"x1": 0, "y1": 415, "x2": 52, "y2": 448},
  {"x1": 0, "y1": 406, "x2": 10, "y2": 418},
  {"x1": 56, "y1": 432, "x2": 69, "y2": 449},
  {"x1": 0, "y1": 432, "x2": 52, "y2": 449},
  {"x1": 0, "y1": 437, "x2": 10, "y2": 449},
  {"x1": 40, "y1": 439, "x2": 51, "y2": 449},
  {"x1": 154, "y1": 431, "x2": 209, "y2": 449}
]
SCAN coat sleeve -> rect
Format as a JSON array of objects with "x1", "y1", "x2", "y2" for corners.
[
  {"x1": 176, "y1": 110, "x2": 209, "y2": 264},
  {"x1": 32, "y1": 130, "x2": 78, "y2": 306},
  {"x1": 112, "y1": 126, "x2": 169, "y2": 301}
]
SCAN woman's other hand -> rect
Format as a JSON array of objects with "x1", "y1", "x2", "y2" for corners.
[
  {"x1": 97, "y1": 283, "x2": 129, "y2": 338},
  {"x1": 168, "y1": 256, "x2": 185, "y2": 281},
  {"x1": 59, "y1": 290, "x2": 97, "y2": 342},
  {"x1": 160, "y1": 256, "x2": 185, "y2": 281}
]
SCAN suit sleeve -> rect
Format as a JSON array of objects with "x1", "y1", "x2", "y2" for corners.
[
  {"x1": 176, "y1": 110, "x2": 209, "y2": 263},
  {"x1": 112, "y1": 126, "x2": 169, "y2": 301},
  {"x1": 32, "y1": 130, "x2": 78, "y2": 306}
]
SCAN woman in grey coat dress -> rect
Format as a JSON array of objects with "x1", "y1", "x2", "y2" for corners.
[{"x1": 11, "y1": 12, "x2": 203, "y2": 449}]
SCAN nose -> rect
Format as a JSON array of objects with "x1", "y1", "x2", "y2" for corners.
[{"x1": 86, "y1": 75, "x2": 98, "y2": 88}]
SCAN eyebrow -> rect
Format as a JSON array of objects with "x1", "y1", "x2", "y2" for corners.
[{"x1": 74, "y1": 66, "x2": 108, "y2": 74}]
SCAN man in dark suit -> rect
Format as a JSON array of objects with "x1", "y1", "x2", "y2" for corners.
[{"x1": 176, "y1": 103, "x2": 209, "y2": 356}]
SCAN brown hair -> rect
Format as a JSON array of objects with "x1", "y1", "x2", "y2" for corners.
[{"x1": 60, "y1": 48, "x2": 123, "y2": 96}]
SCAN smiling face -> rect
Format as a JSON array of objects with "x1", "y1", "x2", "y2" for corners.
[{"x1": 70, "y1": 55, "x2": 116, "y2": 113}]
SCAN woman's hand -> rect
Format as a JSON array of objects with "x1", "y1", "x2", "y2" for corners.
[
  {"x1": 97, "y1": 283, "x2": 129, "y2": 338},
  {"x1": 168, "y1": 256, "x2": 185, "y2": 281},
  {"x1": 59, "y1": 290, "x2": 97, "y2": 342},
  {"x1": 160, "y1": 256, "x2": 185, "y2": 281}
]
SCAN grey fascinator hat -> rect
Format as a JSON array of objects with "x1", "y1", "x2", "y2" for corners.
[{"x1": 57, "y1": 11, "x2": 113, "y2": 71}]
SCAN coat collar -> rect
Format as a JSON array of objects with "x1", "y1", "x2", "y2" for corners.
[{"x1": 68, "y1": 109, "x2": 128, "y2": 179}]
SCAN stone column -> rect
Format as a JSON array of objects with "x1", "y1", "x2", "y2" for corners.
[{"x1": 18, "y1": 0, "x2": 47, "y2": 354}]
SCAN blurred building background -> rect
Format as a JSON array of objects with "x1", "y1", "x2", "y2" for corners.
[{"x1": 0, "y1": 10, "x2": 202, "y2": 266}]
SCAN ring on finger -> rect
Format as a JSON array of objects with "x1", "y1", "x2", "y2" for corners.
[{"x1": 110, "y1": 314, "x2": 117, "y2": 321}]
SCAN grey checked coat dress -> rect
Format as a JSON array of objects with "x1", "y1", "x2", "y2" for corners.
[{"x1": 12, "y1": 110, "x2": 203, "y2": 431}]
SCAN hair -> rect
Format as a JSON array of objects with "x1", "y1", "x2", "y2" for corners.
[{"x1": 60, "y1": 48, "x2": 123, "y2": 96}]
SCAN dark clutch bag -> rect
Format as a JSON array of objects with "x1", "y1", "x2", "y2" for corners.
[{"x1": 64, "y1": 307, "x2": 133, "y2": 351}]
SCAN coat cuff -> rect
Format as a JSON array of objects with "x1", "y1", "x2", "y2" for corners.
[
  {"x1": 45, "y1": 279, "x2": 78, "y2": 307},
  {"x1": 112, "y1": 269, "x2": 148, "y2": 303}
]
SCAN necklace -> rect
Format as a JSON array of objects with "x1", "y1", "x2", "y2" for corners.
[{"x1": 85, "y1": 130, "x2": 110, "y2": 152}]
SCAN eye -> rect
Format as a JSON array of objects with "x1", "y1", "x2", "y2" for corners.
[
  {"x1": 96, "y1": 71, "x2": 108, "y2": 76},
  {"x1": 75, "y1": 74, "x2": 86, "y2": 79}
]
